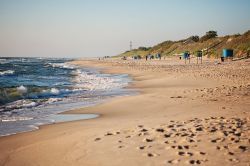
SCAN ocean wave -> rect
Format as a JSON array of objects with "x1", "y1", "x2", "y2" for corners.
[
  {"x1": 45, "y1": 98, "x2": 63, "y2": 104},
  {"x1": 0, "y1": 59, "x2": 8, "y2": 64},
  {"x1": 1, "y1": 117, "x2": 33, "y2": 122},
  {"x1": 74, "y1": 69, "x2": 128, "y2": 90},
  {"x1": 46, "y1": 63, "x2": 75, "y2": 69},
  {"x1": 41, "y1": 88, "x2": 71, "y2": 96},
  {"x1": 50, "y1": 88, "x2": 60, "y2": 95},
  {"x1": 22, "y1": 101, "x2": 38, "y2": 108},
  {"x1": 0, "y1": 86, "x2": 74, "y2": 106},
  {"x1": 0, "y1": 96, "x2": 64, "y2": 113},
  {"x1": 2, "y1": 100, "x2": 39, "y2": 110},
  {"x1": 17, "y1": 85, "x2": 27, "y2": 93},
  {"x1": 0, "y1": 70, "x2": 14, "y2": 76}
]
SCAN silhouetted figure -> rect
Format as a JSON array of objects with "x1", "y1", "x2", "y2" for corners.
[
  {"x1": 221, "y1": 56, "x2": 224, "y2": 62},
  {"x1": 158, "y1": 53, "x2": 161, "y2": 60}
]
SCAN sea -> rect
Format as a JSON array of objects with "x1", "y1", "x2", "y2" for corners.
[{"x1": 0, "y1": 57, "x2": 133, "y2": 136}]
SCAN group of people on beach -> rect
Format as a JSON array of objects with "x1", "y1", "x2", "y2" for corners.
[
  {"x1": 120, "y1": 48, "x2": 249, "y2": 63},
  {"x1": 145, "y1": 53, "x2": 161, "y2": 61}
]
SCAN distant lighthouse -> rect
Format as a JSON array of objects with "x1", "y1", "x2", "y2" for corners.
[{"x1": 130, "y1": 41, "x2": 132, "y2": 51}]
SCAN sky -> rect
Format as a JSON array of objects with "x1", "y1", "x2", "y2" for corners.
[{"x1": 0, "y1": 0, "x2": 250, "y2": 58}]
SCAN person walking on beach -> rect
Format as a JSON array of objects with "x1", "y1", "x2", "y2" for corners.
[
  {"x1": 146, "y1": 55, "x2": 148, "y2": 61},
  {"x1": 158, "y1": 53, "x2": 161, "y2": 60}
]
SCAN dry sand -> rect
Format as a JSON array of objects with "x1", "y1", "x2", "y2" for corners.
[{"x1": 0, "y1": 57, "x2": 249, "y2": 166}]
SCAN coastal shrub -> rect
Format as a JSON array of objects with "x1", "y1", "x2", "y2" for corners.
[
  {"x1": 188, "y1": 36, "x2": 200, "y2": 42},
  {"x1": 138, "y1": 47, "x2": 151, "y2": 51},
  {"x1": 233, "y1": 33, "x2": 241, "y2": 37},
  {"x1": 200, "y1": 31, "x2": 218, "y2": 42},
  {"x1": 243, "y1": 30, "x2": 250, "y2": 36}
]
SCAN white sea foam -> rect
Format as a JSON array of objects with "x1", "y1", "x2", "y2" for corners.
[
  {"x1": 50, "y1": 88, "x2": 60, "y2": 95},
  {"x1": 22, "y1": 102, "x2": 37, "y2": 108},
  {"x1": 46, "y1": 63, "x2": 75, "y2": 69},
  {"x1": 46, "y1": 98, "x2": 62, "y2": 103},
  {"x1": 1, "y1": 117, "x2": 33, "y2": 122},
  {"x1": 3, "y1": 99, "x2": 38, "y2": 110},
  {"x1": 17, "y1": 85, "x2": 27, "y2": 93},
  {"x1": 74, "y1": 70, "x2": 128, "y2": 91},
  {"x1": 40, "y1": 88, "x2": 71, "y2": 97},
  {"x1": 0, "y1": 70, "x2": 14, "y2": 76}
]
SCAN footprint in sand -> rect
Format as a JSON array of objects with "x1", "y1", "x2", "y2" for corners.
[
  {"x1": 138, "y1": 128, "x2": 150, "y2": 136},
  {"x1": 167, "y1": 125, "x2": 175, "y2": 128},
  {"x1": 177, "y1": 151, "x2": 193, "y2": 157},
  {"x1": 147, "y1": 153, "x2": 156, "y2": 157},
  {"x1": 238, "y1": 145, "x2": 248, "y2": 152},
  {"x1": 143, "y1": 152, "x2": 158, "y2": 157},
  {"x1": 118, "y1": 145, "x2": 124, "y2": 149},
  {"x1": 137, "y1": 125, "x2": 144, "y2": 128},
  {"x1": 179, "y1": 133, "x2": 189, "y2": 137},
  {"x1": 228, "y1": 158, "x2": 239, "y2": 163},
  {"x1": 180, "y1": 128, "x2": 187, "y2": 132},
  {"x1": 186, "y1": 138, "x2": 196, "y2": 143},
  {"x1": 198, "y1": 152, "x2": 206, "y2": 156},
  {"x1": 104, "y1": 132, "x2": 113, "y2": 136},
  {"x1": 226, "y1": 152, "x2": 235, "y2": 156},
  {"x1": 155, "y1": 128, "x2": 165, "y2": 132},
  {"x1": 210, "y1": 137, "x2": 225, "y2": 143},
  {"x1": 229, "y1": 137, "x2": 240, "y2": 143},
  {"x1": 138, "y1": 132, "x2": 149, "y2": 136},
  {"x1": 208, "y1": 127, "x2": 218, "y2": 133},
  {"x1": 170, "y1": 96, "x2": 183, "y2": 99},
  {"x1": 195, "y1": 127, "x2": 203, "y2": 132},
  {"x1": 94, "y1": 137, "x2": 101, "y2": 141},
  {"x1": 176, "y1": 124, "x2": 184, "y2": 128},
  {"x1": 164, "y1": 133, "x2": 173, "y2": 138},
  {"x1": 188, "y1": 160, "x2": 201, "y2": 165},
  {"x1": 140, "y1": 128, "x2": 148, "y2": 132},
  {"x1": 137, "y1": 146, "x2": 146, "y2": 150},
  {"x1": 164, "y1": 141, "x2": 170, "y2": 144},
  {"x1": 165, "y1": 140, "x2": 177, "y2": 144},
  {"x1": 167, "y1": 159, "x2": 180, "y2": 164},
  {"x1": 143, "y1": 138, "x2": 154, "y2": 142},
  {"x1": 216, "y1": 145, "x2": 228, "y2": 151},
  {"x1": 173, "y1": 145, "x2": 181, "y2": 150},
  {"x1": 187, "y1": 159, "x2": 207, "y2": 165},
  {"x1": 171, "y1": 145, "x2": 189, "y2": 150}
]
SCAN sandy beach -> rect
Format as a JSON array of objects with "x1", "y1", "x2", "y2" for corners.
[{"x1": 0, "y1": 58, "x2": 249, "y2": 166}]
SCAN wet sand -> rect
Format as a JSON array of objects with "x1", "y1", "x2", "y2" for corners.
[{"x1": 0, "y1": 57, "x2": 249, "y2": 166}]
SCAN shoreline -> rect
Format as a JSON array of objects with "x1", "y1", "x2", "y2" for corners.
[
  {"x1": 0, "y1": 60, "x2": 134, "y2": 137},
  {"x1": 0, "y1": 58, "x2": 249, "y2": 166}
]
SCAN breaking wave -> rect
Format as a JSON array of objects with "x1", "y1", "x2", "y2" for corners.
[{"x1": 0, "y1": 70, "x2": 14, "y2": 76}]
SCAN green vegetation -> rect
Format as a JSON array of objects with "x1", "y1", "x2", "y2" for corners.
[
  {"x1": 200, "y1": 31, "x2": 218, "y2": 42},
  {"x1": 188, "y1": 36, "x2": 200, "y2": 42},
  {"x1": 115, "y1": 30, "x2": 250, "y2": 59}
]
